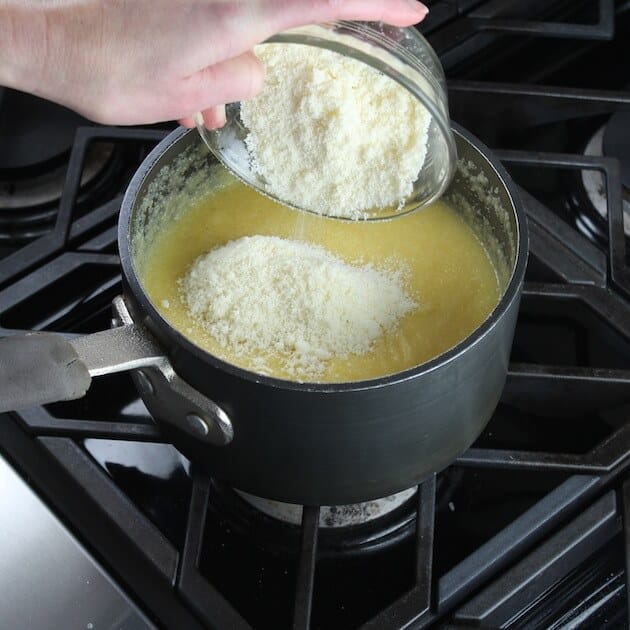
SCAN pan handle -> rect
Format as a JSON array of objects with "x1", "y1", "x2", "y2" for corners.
[
  {"x1": 0, "y1": 333, "x2": 91, "y2": 413},
  {"x1": 0, "y1": 296, "x2": 233, "y2": 446},
  {"x1": 0, "y1": 324, "x2": 166, "y2": 414}
]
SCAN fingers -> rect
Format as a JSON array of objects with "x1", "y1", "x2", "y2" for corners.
[
  {"x1": 183, "y1": 1, "x2": 428, "y2": 74},
  {"x1": 264, "y1": 0, "x2": 429, "y2": 29},
  {"x1": 179, "y1": 116, "x2": 196, "y2": 128},
  {"x1": 179, "y1": 106, "x2": 227, "y2": 130},
  {"x1": 176, "y1": 1, "x2": 429, "y2": 127},
  {"x1": 179, "y1": 50, "x2": 264, "y2": 124},
  {"x1": 237, "y1": 0, "x2": 429, "y2": 51}
]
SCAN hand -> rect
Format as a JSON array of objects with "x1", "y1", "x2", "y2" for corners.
[{"x1": 0, "y1": 0, "x2": 428, "y2": 128}]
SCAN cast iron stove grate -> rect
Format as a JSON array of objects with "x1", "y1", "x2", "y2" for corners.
[
  {"x1": 1, "y1": 1, "x2": 630, "y2": 628},
  {"x1": 1, "y1": 129, "x2": 628, "y2": 627}
]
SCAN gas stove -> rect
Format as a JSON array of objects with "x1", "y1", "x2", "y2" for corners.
[{"x1": 0, "y1": 1, "x2": 629, "y2": 628}]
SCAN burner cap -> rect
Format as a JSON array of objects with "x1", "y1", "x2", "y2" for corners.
[
  {"x1": 235, "y1": 487, "x2": 417, "y2": 528},
  {"x1": 0, "y1": 89, "x2": 89, "y2": 173},
  {"x1": 603, "y1": 111, "x2": 630, "y2": 190}
]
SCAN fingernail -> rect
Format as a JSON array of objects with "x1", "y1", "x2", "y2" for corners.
[
  {"x1": 201, "y1": 105, "x2": 227, "y2": 130},
  {"x1": 408, "y1": 1, "x2": 429, "y2": 17},
  {"x1": 216, "y1": 104, "x2": 227, "y2": 127}
]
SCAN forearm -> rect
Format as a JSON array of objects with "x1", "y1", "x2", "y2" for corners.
[
  {"x1": 0, "y1": 2, "x2": 18, "y2": 89},
  {"x1": 0, "y1": 2, "x2": 46, "y2": 94}
]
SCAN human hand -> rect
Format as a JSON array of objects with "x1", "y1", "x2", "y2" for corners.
[{"x1": 0, "y1": 0, "x2": 428, "y2": 129}]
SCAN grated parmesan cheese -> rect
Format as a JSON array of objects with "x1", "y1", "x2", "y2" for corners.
[
  {"x1": 179, "y1": 236, "x2": 416, "y2": 379},
  {"x1": 240, "y1": 44, "x2": 431, "y2": 220}
]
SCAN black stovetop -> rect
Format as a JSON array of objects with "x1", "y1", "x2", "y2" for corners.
[{"x1": 0, "y1": 1, "x2": 629, "y2": 628}]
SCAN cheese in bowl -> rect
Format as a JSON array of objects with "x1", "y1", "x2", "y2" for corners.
[{"x1": 139, "y1": 169, "x2": 500, "y2": 383}]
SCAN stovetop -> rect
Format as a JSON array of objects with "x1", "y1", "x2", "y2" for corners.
[{"x1": 0, "y1": 1, "x2": 629, "y2": 628}]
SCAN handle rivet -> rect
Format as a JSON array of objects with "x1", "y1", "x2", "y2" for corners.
[
  {"x1": 136, "y1": 370, "x2": 155, "y2": 396},
  {"x1": 185, "y1": 413, "x2": 210, "y2": 437}
]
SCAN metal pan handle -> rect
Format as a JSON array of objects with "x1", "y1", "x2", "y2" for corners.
[{"x1": 0, "y1": 296, "x2": 233, "y2": 446}]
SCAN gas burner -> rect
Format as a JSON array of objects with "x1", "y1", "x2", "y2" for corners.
[
  {"x1": 235, "y1": 487, "x2": 417, "y2": 528},
  {"x1": 579, "y1": 122, "x2": 630, "y2": 240},
  {"x1": 202, "y1": 480, "x2": 427, "y2": 559},
  {"x1": 0, "y1": 143, "x2": 114, "y2": 212},
  {"x1": 0, "y1": 89, "x2": 87, "y2": 172},
  {"x1": 0, "y1": 143, "x2": 116, "y2": 245},
  {"x1": 0, "y1": 89, "x2": 121, "y2": 245}
]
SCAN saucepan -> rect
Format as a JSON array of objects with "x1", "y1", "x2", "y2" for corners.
[{"x1": 0, "y1": 125, "x2": 527, "y2": 505}]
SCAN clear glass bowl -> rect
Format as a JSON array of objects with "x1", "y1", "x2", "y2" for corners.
[{"x1": 195, "y1": 21, "x2": 457, "y2": 220}]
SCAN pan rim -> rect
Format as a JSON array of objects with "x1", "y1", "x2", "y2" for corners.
[{"x1": 118, "y1": 124, "x2": 528, "y2": 393}]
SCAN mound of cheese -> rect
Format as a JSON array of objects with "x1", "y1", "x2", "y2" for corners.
[
  {"x1": 179, "y1": 236, "x2": 416, "y2": 379},
  {"x1": 240, "y1": 43, "x2": 431, "y2": 220}
]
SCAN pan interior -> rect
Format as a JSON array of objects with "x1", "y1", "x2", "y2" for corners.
[{"x1": 129, "y1": 132, "x2": 516, "y2": 384}]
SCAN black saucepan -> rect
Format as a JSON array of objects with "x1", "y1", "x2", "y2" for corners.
[{"x1": 0, "y1": 125, "x2": 527, "y2": 505}]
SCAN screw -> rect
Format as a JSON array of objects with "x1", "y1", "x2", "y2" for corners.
[
  {"x1": 135, "y1": 370, "x2": 155, "y2": 396},
  {"x1": 185, "y1": 413, "x2": 210, "y2": 437}
]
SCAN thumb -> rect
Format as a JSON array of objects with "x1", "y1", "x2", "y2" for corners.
[{"x1": 178, "y1": 51, "x2": 264, "y2": 125}]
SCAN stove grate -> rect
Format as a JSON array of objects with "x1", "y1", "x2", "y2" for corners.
[
  {"x1": 1, "y1": 1, "x2": 630, "y2": 626},
  {"x1": 1, "y1": 132, "x2": 629, "y2": 628}
]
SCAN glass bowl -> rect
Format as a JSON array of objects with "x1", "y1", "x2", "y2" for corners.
[{"x1": 195, "y1": 21, "x2": 457, "y2": 220}]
